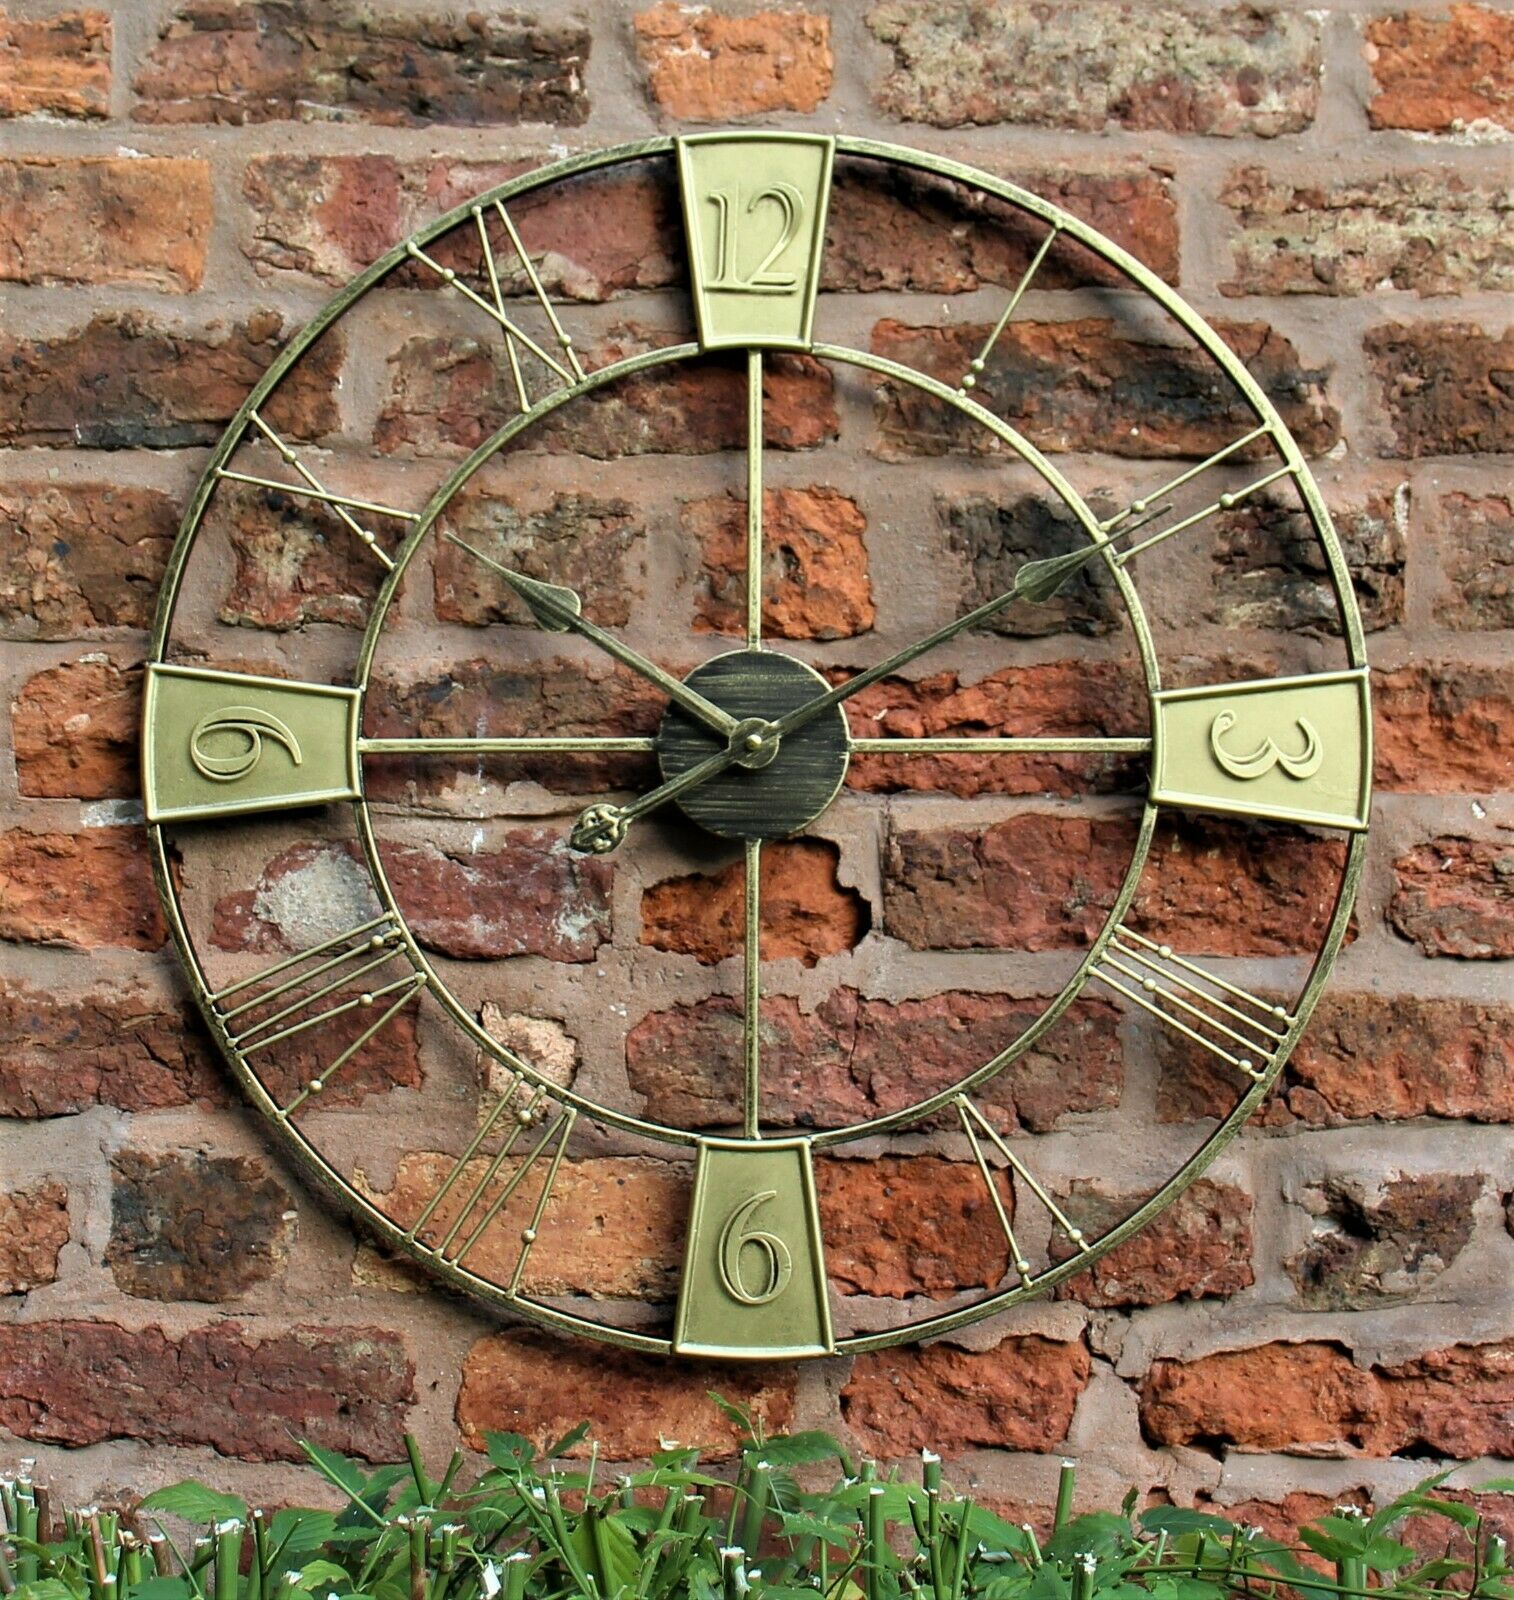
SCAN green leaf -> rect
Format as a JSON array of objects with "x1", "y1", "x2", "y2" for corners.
[
  {"x1": 14, "y1": 1583, "x2": 83, "y2": 1600},
  {"x1": 130, "y1": 1580, "x2": 196, "y2": 1600},
  {"x1": 286, "y1": 1562, "x2": 351, "y2": 1591},
  {"x1": 138, "y1": 1483, "x2": 250, "y2": 1524},
  {"x1": 1139, "y1": 1509, "x2": 1237, "y2": 1537},
  {"x1": 482, "y1": 1433, "x2": 535, "y2": 1475},
  {"x1": 1042, "y1": 1512, "x2": 1131, "y2": 1563},
  {"x1": 707, "y1": 1392, "x2": 756, "y2": 1440},
  {"x1": 540, "y1": 1421, "x2": 590, "y2": 1462},
  {"x1": 746, "y1": 1431, "x2": 848, "y2": 1469}
]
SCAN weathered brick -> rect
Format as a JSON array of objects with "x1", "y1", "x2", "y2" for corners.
[
  {"x1": 456, "y1": 1331, "x2": 793, "y2": 1459},
  {"x1": 1221, "y1": 168, "x2": 1514, "y2": 298},
  {"x1": 0, "y1": 1320, "x2": 412, "y2": 1461},
  {"x1": 845, "y1": 663, "x2": 1146, "y2": 799},
  {"x1": 0, "y1": 483, "x2": 176, "y2": 640},
  {"x1": 245, "y1": 156, "x2": 680, "y2": 294},
  {"x1": 134, "y1": 3, "x2": 588, "y2": 127},
  {"x1": 378, "y1": 330, "x2": 835, "y2": 458},
  {"x1": 1391, "y1": 836, "x2": 1513, "y2": 958},
  {"x1": 825, "y1": 163, "x2": 1180, "y2": 292},
  {"x1": 1159, "y1": 992, "x2": 1514, "y2": 1127},
  {"x1": 689, "y1": 488, "x2": 874, "y2": 640},
  {"x1": 641, "y1": 840, "x2": 868, "y2": 966},
  {"x1": 872, "y1": 318, "x2": 1338, "y2": 459},
  {"x1": 868, "y1": 2, "x2": 1320, "y2": 136},
  {"x1": 364, "y1": 658, "x2": 662, "y2": 804},
  {"x1": 1367, "y1": 323, "x2": 1514, "y2": 458},
  {"x1": 14, "y1": 658, "x2": 141, "y2": 800},
  {"x1": 0, "y1": 158, "x2": 211, "y2": 291},
  {"x1": 0, "y1": 829, "x2": 165, "y2": 951},
  {"x1": 819, "y1": 1156, "x2": 1010, "y2": 1297},
  {"x1": 213, "y1": 836, "x2": 610, "y2": 963},
  {"x1": 627, "y1": 989, "x2": 1123, "y2": 1134},
  {"x1": 0, "y1": 981, "x2": 223, "y2": 1118},
  {"x1": 1435, "y1": 492, "x2": 1514, "y2": 630},
  {"x1": 0, "y1": 1181, "x2": 69, "y2": 1296},
  {"x1": 1398, "y1": 1491, "x2": 1514, "y2": 1571},
  {"x1": 1287, "y1": 1174, "x2": 1481, "y2": 1310},
  {"x1": 1366, "y1": 5, "x2": 1514, "y2": 134},
  {"x1": 0, "y1": 312, "x2": 341, "y2": 450},
  {"x1": 435, "y1": 490, "x2": 643, "y2": 629},
  {"x1": 108, "y1": 1150, "x2": 295, "y2": 1302},
  {"x1": 1140, "y1": 1337, "x2": 1514, "y2": 1457},
  {"x1": 0, "y1": 10, "x2": 110, "y2": 118},
  {"x1": 1206, "y1": 491, "x2": 1406, "y2": 633},
  {"x1": 843, "y1": 1335, "x2": 1091, "y2": 1456},
  {"x1": 371, "y1": 1155, "x2": 685, "y2": 1298},
  {"x1": 1373, "y1": 663, "x2": 1513, "y2": 792},
  {"x1": 885, "y1": 813, "x2": 1346, "y2": 957},
  {"x1": 216, "y1": 476, "x2": 382, "y2": 631},
  {"x1": 1051, "y1": 1179, "x2": 1253, "y2": 1308},
  {"x1": 634, "y1": 3, "x2": 831, "y2": 120}
]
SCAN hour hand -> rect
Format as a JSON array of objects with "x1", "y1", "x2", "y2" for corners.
[{"x1": 443, "y1": 534, "x2": 739, "y2": 739}]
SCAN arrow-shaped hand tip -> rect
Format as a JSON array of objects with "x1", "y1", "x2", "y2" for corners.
[
  {"x1": 1013, "y1": 543, "x2": 1104, "y2": 605},
  {"x1": 443, "y1": 533, "x2": 583, "y2": 632}
]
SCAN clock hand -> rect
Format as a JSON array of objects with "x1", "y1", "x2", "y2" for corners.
[
  {"x1": 444, "y1": 534, "x2": 740, "y2": 740},
  {"x1": 570, "y1": 743, "x2": 742, "y2": 853}
]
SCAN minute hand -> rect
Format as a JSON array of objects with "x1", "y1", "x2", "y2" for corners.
[
  {"x1": 769, "y1": 542, "x2": 1107, "y2": 739},
  {"x1": 444, "y1": 534, "x2": 739, "y2": 740}
]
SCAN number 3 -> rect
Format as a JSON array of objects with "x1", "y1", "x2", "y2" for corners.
[{"x1": 717, "y1": 1190, "x2": 794, "y2": 1305}]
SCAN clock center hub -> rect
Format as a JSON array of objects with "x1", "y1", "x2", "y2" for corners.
[{"x1": 655, "y1": 650, "x2": 850, "y2": 841}]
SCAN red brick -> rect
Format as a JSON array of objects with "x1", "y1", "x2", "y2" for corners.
[
  {"x1": 872, "y1": 317, "x2": 1338, "y2": 459},
  {"x1": 845, "y1": 662, "x2": 1146, "y2": 799},
  {"x1": 245, "y1": 156, "x2": 680, "y2": 294},
  {"x1": 0, "y1": 10, "x2": 110, "y2": 118},
  {"x1": 1286, "y1": 1173, "x2": 1481, "y2": 1310},
  {"x1": 690, "y1": 488, "x2": 874, "y2": 640},
  {"x1": 868, "y1": 2, "x2": 1320, "y2": 135},
  {"x1": 14, "y1": 658, "x2": 141, "y2": 800},
  {"x1": 0, "y1": 829, "x2": 165, "y2": 951},
  {"x1": 634, "y1": 3, "x2": 832, "y2": 119},
  {"x1": 134, "y1": 3, "x2": 589, "y2": 128},
  {"x1": 627, "y1": 989, "x2": 1123, "y2": 1134},
  {"x1": 0, "y1": 1320, "x2": 412, "y2": 1461},
  {"x1": 1366, "y1": 5, "x2": 1514, "y2": 134},
  {"x1": 0, "y1": 482, "x2": 177, "y2": 639},
  {"x1": 819, "y1": 1156, "x2": 1009, "y2": 1297},
  {"x1": 1397, "y1": 1491, "x2": 1514, "y2": 1570},
  {"x1": 1390, "y1": 837, "x2": 1513, "y2": 959},
  {"x1": 884, "y1": 813, "x2": 1347, "y2": 957},
  {"x1": 1140, "y1": 1337, "x2": 1514, "y2": 1457},
  {"x1": 826, "y1": 163, "x2": 1179, "y2": 292},
  {"x1": 0, "y1": 1181, "x2": 69, "y2": 1296},
  {"x1": 1367, "y1": 323, "x2": 1514, "y2": 458},
  {"x1": 364, "y1": 658, "x2": 663, "y2": 804},
  {"x1": 378, "y1": 331, "x2": 836, "y2": 458},
  {"x1": 373, "y1": 1155, "x2": 685, "y2": 1298},
  {"x1": 1220, "y1": 168, "x2": 1514, "y2": 298},
  {"x1": 1435, "y1": 492, "x2": 1514, "y2": 630},
  {"x1": 108, "y1": 1151, "x2": 294, "y2": 1302},
  {"x1": 0, "y1": 980, "x2": 224, "y2": 1118},
  {"x1": 456, "y1": 1331, "x2": 793, "y2": 1460},
  {"x1": 0, "y1": 158, "x2": 211, "y2": 291},
  {"x1": 843, "y1": 1335, "x2": 1091, "y2": 1457},
  {"x1": 1373, "y1": 663, "x2": 1514, "y2": 792},
  {"x1": 0, "y1": 312, "x2": 341, "y2": 450},
  {"x1": 435, "y1": 490, "x2": 642, "y2": 629},
  {"x1": 1206, "y1": 491, "x2": 1406, "y2": 633},
  {"x1": 641, "y1": 839, "x2": 868, "y2": 966},
  {"x1": 213, "y1": 836, "x2": 610, "y2": 963},
  {"x1": 1051, "y1": 1179, "x2": 1253, "y2": 1308}
]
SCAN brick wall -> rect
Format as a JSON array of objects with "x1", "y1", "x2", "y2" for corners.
[{"x1": 1, "y1": 0, "x2": 1511, "y2": 1524}]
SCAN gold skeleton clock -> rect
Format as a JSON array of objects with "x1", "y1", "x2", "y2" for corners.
[{"x1": 144, "y1": 134, "x2": 1371, "y2": 1360}]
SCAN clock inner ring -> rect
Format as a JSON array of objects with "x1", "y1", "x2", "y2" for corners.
[{"x1": 653, "y1": 650, "x2": 850, "y2": 841}]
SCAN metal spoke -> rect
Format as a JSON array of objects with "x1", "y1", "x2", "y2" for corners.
[
  {"x1": 360, "y1": 735, "x2": 655, "y2": 756},
  {"x1": 746, "y1": 349, "x2": 764, "y2": 650},
  {"x1": 743, "y1": 837, "x2": 762, "y2": 1140},
  {"x1": 850, "y1": 735, "x2": 1151, "y2": 755}
]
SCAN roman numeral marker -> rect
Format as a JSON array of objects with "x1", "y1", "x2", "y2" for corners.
[
  {"x1": 208, "y1": 915, "x2": 426, "y2": 1113},
  {"x1": 1091, "y1": 926, "x2": 1293, "y2": 1082}
]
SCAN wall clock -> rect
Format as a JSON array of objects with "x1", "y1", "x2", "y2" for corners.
[{"x1": 143, "y1": 133, "x2": 1371, "y2": 1360}]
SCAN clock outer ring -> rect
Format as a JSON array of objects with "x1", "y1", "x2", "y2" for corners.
[{"x1": 142, "y1": 134, "x2": 1372, "y2": 1356}]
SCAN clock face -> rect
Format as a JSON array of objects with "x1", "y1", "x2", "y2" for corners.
[{"x1": 144, "y1": 133, "x2": 1371, "y2": 1359}]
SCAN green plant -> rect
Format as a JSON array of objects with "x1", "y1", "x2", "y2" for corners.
[{"x1": 2, "y1": 1406, "x2": 1509, "y2": 1600}]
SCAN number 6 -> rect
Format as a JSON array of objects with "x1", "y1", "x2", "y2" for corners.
[{"x1": 717, "y1": 1190, "x2": 793, "y2": 1305}]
